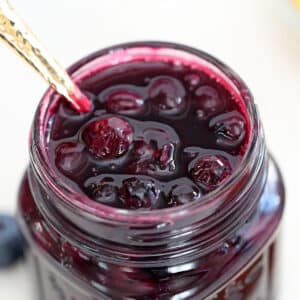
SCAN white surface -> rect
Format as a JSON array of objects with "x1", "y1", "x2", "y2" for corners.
[{"x1": 0, "y1": 0, "x2": 299, "y2": 299}]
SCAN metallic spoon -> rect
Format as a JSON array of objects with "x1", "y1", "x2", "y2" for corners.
[{"x1": 0, "y1": 0, "x2": 91, "y2": 112}]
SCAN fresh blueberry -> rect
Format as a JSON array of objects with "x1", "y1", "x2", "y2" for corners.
[
  {"x1": 127, "y1": 141, "x2": 158, "y2": 174},
  {"x1": 101, "y1": 85, "x2": 145, "y2": 115},
  {"x1": 85, "y1": 178, "x2": 119, "y2": 207},
  {"x1": 194, "y1": 85, "x2": 225, "y2": 120},
  {"x1": 167, "y1": 179, "x2": 202, "y2": 207},
  {"x1": 0, "y1": 214, "x2": 24, "y2": 267},
  {"x1": 148, "y1": 76, "x2": 187, "y2": 115},
  {"x1": 209, "y1": 111, "x2": 246, "y2": 151},
  {"x1": 190, "y1": 155, "x2": 232, "y2": 192},
  {"x1": 82, "y1": 116, "x2": 134, "y2": 159},
  {"x1": 55, "y1": 142, "x2": 87, "y2": 175},
  {"x1": 119, "y1": 177, "x2": 161, "y2": 210}
]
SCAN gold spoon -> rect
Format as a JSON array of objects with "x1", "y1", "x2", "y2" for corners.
[{"x1": 0, "y1": 0, "x2": 91, "y2": 112}]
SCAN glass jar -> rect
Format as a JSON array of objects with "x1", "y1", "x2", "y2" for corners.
[{"x1": 17, "y1": 42, "x2": 285, "y2": 300}]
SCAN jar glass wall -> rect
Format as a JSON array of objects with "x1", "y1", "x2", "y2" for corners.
[{"x1": 17, "y1": 42, "x2": 285, "y2": 300}]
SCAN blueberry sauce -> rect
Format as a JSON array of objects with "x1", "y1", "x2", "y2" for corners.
[
  {"x1": 47, "y1": 60, "x2": 249, "y2": 210},
  {"x1": 17, "y1": 43, "x2": 284, "y2": 300}
]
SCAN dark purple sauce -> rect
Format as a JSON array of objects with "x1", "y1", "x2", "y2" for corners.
[
  {"x1": 17, "y1": 44, "x2": 284, "y2": 300},
  {"x1": 47, "y1": 60, "x2": 248, "y2": 210}
]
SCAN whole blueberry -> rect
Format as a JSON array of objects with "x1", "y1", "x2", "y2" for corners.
[{"x1": 0, "y1": 214, "x2": 25, "y2": 267}]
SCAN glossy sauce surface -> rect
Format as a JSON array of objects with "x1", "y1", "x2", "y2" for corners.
[{"x1": 48, "y1": 60, "x2": 248, "y2": 210}]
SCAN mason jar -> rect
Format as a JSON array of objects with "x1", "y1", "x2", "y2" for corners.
[{"x1": 17, "y1": 42, "x2": 285, "y2": 300}]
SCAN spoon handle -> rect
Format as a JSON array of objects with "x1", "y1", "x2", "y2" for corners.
[{"x1": 0, "y1": 0, "x2": 90, "y2": 112}]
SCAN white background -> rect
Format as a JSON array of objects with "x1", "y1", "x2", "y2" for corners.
[{"x1": 0, "y1": 0, "x2": 299, "y2": 299}]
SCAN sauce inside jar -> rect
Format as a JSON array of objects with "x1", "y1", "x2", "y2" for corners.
[{"x1": 48, "y1": 57, "x2": 249, "y2": 210}]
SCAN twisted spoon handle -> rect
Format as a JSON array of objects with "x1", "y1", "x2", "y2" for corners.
[{"x1": 0, "y1": 0, "x2": 90, "y2": 112}]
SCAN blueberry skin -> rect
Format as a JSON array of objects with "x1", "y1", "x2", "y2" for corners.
[{"x1": 0, "y1": 214, "x2": 25, "y2": 267}]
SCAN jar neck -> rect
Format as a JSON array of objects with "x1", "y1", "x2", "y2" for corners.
[{"x1": 29, "y1": 42, "x2": 268, "y2": 267}]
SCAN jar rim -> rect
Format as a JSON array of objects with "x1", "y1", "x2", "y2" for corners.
[{"x1": 31, "y1": 41, "x2": 261, "y2": 226}]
